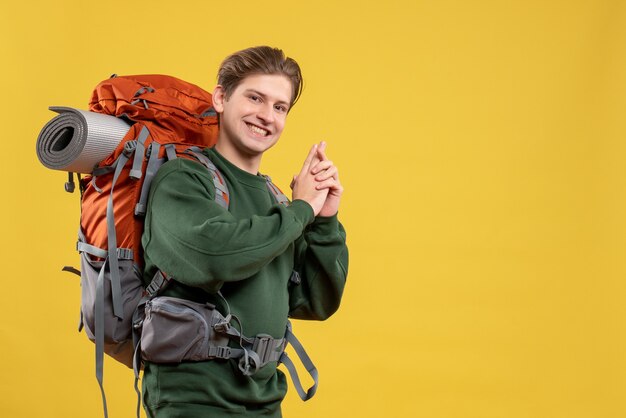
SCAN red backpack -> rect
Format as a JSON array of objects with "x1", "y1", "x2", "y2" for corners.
[
  {"x1": 73, "y1": 74, "x2": 223, "y2": 417},
  {"x1": 82, "y1": 74, "x2": 220, "y2": 270}
]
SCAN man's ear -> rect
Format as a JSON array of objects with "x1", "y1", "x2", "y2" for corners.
[{"x1": 212, "y1": 85, "x2": 226, "y2": 113}]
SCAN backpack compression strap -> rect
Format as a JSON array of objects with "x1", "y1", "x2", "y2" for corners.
[{"x1": 135, "y1": 140, "x2": 161, "y2": 216}]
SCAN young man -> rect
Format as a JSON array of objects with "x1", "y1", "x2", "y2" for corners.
[{"x1": 140, "y1": 46, "x2": 348, "y2": 417}]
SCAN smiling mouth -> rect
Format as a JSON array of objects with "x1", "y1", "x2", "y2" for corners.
[{"x1": 246, "y1": 122, "x2": 270, "y2": 137}]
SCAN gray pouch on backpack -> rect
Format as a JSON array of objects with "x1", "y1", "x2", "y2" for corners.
[
  {"x1": 141, "y1": 296, "x2": 230, "y2": 363},
  {"x1": 80, "y1": 250, "x2": 144, "y2": 367}
]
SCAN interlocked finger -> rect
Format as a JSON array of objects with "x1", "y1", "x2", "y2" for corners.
[
  {"x1": 315, "y1": 177, "x2": 342, "y2": 192},
  {"x1": 315, "y1": 166, "x2": 338, "y2": 182}
]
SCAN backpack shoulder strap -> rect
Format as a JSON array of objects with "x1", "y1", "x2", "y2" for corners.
[
  {"x1": 262, "y1": 175, "x2": 290, "y2": 206},
  {"x1": 184, "y1": 148, "x2": 230, "y2": 209}
]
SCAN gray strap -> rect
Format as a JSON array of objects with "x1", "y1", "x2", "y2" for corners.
[
  {"x1": 164, "y1": 144, "x2": 177, "y2": 161},
  {"x1": 107, "y1": 152, "x2": 130, "y2": 320},
  {"x1": 133, "y1": 344, "x2": 141, "y2": 418},
  {"x1": 132, "y1": 307, "x2": 146, "y2": 418},
  {"x1": 130, "y1": 126, "x2": 149, "y2": 180},
  {"x1": 208, "y1": 345, "x2": 240, "y2": 359},
  {"x1": 262, "y1": 175, "x2": 289, "y2": 206},
  {"x1": 210, "y1": 171, "x2": 229, "y2": 209},
  {"x1": 279, "y1": 322, "x2": 318, "y2": 401},
  {"x1": 91, "y1": 175, "x2": 103, "y2": 194},
  {"x1": 95, "y1": 260, "x2": 109, "y2": 418},
  {"x1": 75, "y1": 228, "x2": 110, "y2": 262},
  {"x1": 135, "y1": 141, "x2": 163, "y2": 216},
  {"x1": 94, "y1": 156, "x2": 128, "y2": 418},
  {"x1": 187, "y1": 149, "x2": 212, "y2": 168},
  {"x1": 201, "y1": 152, "x2": 229, "y2": 209},
  {"x1": 185, "y1": 150, "x2": 229, "y2": 209},
  {"x1": 76, "y1": 241, "x2": 134, "y2": 261}
]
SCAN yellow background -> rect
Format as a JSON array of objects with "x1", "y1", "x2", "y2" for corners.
[{"x1": 1, "y1": 0, "x2": 625, "y2": 417}]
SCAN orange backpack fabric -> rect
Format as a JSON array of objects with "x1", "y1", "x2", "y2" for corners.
[
  {"x1": 80, "y1": 75, "x2": 219, "y2": 268},
  {"x1": 89, "y1": 74, "x2": 218, "y2": 146}
]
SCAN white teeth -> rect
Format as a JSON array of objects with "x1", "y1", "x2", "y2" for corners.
[{"x1": 247, "y1": 123, "x2": 269, "y2": 136}]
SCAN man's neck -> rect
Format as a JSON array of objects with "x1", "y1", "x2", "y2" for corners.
[{"x1": 214, "y1": 141, "x2": 262, "y2": 175}]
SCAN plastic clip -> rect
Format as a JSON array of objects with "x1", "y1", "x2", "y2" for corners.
[
  {"x1": 123, "y1": 140, "x2": 137, "y2": 157},
  {"x1": 214, "y1": 318, "x2": 231, "y2": 334},
  {"x1": 253, "y1": 335, "x2": 273, "y2": 363},
  {"x1": 210, "y1": 346, "x2": 232, "y2": 359}
]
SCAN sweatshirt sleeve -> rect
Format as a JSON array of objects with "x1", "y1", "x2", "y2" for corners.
[
  {"x1": 288, "y1": 213, "x2": 349, "y2": 320},
  {"x1": 142, "y1": 159, "x2": 315, "y2": 293}
]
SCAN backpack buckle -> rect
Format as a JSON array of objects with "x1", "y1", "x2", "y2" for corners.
[
  {"x1": 209, "y1": 346, "x2": 231, "y2": 359},
  {"x1": 123, "y1": 140, "x2": 137, "y2": 157},
  {"x1": 145, "y1": 270, "x2": 169, "y2": 298},
  {"x1": 253, "y1": 334, "x2": 283, "y2": 364},
  {"x1": 214, "y1": 320, "x2": 230, "y2": 333}
]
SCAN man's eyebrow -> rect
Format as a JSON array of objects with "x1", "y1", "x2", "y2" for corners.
[{"x1": 245, "y1": 89, "x2": 290, "y2": 106}]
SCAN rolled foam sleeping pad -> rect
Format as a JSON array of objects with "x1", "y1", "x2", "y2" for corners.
[{"x1": 36, "y1": 107, "x2": 132, "y2": 174}]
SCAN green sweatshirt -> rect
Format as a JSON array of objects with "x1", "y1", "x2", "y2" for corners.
[{"x1": 140, "y1": 148, "x2": 348, "y2": 417}]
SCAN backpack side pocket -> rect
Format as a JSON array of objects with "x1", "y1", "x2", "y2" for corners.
[
  {"x1": 79, "y1": 249, "x2": 143, "y2": 367},
  {"x1": 141, "y1": 296, "x2": 228, "y2": 363}
]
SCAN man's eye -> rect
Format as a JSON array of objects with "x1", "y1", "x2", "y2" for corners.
[
  {"x1": 250, "y1": 95, "x2": 260, "y2": 102},
  {"x1": 274, "y1": 105, "x2": 287, "y2": 113}
]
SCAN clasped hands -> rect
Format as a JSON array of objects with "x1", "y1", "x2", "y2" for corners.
[{"x1": 291, "y1": 142, "x2": 343, "y2": 217}]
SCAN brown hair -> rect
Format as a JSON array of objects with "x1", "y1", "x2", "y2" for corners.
[{"x1": 217, "y1": 46, "x2": 303, "y2": 108}]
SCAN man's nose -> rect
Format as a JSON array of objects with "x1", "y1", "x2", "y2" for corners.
[{"x1": 256, "y1": 104, "x2": 274, "y2": 123}]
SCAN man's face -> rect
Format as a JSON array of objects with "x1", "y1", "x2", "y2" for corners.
[{"x1": 213, "y1": 73, "x2": 293, "y2": 162}]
